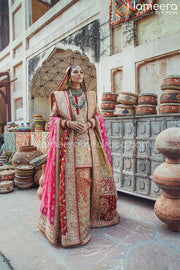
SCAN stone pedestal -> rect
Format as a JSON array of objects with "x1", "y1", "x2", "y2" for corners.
[{"x1": 153, "y1": 127, "x2": 180, "y2": 231}]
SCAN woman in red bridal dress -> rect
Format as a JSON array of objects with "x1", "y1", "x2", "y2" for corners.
[{"x1": 38, "y1": 65, "x2": 120, "y2": 247}]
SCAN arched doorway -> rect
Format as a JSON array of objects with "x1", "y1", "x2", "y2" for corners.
[
  {"x1": 0, "y1": 72, "x2": 11, "y2": 133},
  {"x1": 30, "y1": 48, "x2": 97, "y2": 121}
]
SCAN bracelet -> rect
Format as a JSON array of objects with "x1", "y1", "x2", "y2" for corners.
[
  {"x1": 87, "y1": 121, "x2": 93, "y2": 129},
  {"x1": 64, "y1": 119, "x2": 68, "y2": 128},
  {"x1": 66, "y1": 120, "x2": 70, "y2": 128}
]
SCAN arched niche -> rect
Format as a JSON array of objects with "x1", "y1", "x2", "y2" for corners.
[
  {"x1": 30, "y1": 48, "x2": 97, "y2": 121},
  {"x1": 111, "y1": 67, "x2": 123, "y2": 93}
]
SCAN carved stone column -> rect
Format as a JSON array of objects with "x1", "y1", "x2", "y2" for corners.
[{"x1": 153, "y1": 127, "x2": 180, "y2": 231}]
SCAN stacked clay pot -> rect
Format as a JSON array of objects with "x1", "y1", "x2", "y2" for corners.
[
  {"x1": 34, "y1": 114, "x2": 45, "y2": 132},
  {"x1": 0, "y1": 181, "x2": 14, "y2": 194},
  {"x1": 136, "y1": 93, "x2": 157, "y2": 115},
  {"x1": 0, "y1": 170, "x2": 15, "y2": 194},
  {"x1": 159, "y1": 75, "x2": 180, "y2": 114},
  {"x1": 114, "y1": 92, "x2": 138, "y2": 116},
  {"x1": 14, "y1": 165, "x2": 34, "y2": 189},
  {"x1": 101, "y1": 92, "x2": 118, "y2": 117},
  {"x1": 153, "y1": 127, "x2": 180, "y2": 231}
]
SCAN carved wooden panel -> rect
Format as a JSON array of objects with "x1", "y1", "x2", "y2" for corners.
[{"x1": 105, "y1": 114, "x2": 180, "y2": 200}]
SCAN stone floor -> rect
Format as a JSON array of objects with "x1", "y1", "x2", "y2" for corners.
[{"x1": 0, "y1": 187, "x2": 180, "y2": 270}]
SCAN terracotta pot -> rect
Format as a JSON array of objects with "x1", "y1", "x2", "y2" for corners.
[
  {"x1": 161, "y1": 75, "x2": 180, "y2": 90},
  {"x1": 155, "y1": 127, "x2": 180, "y2": 163},
  {"x1": 153, "y1": 127, "x2": 180, "y2": 232},
  {"x1": 153, "y1": 162, "x2": 180, "y2": 199},
  {"x1": 101, "y1": 101, "x2": 117, "y2": 110},
  {"x1": 102, "y1": 92, "x2": 118, "y2": 102},
  {"x1": 101, "y1": 110, "x2": 114, "y2": 117},
  {"x1": 114, "y1": 104, "x2": 135, "y2": 116},
  {"x1": 37, "y1": 164, "x2": 46, "y2": 200},
  {"x1": 160, "y1": 90, "x2": 180, "y2": 104},
  {"x1": 159, "y1": 103, "x2": 180, "y2": 114},
  {"x1": 12, "y1": 146, "x2": 43, "y2": 169},
  {"x1": 154, "y1": 195, "x2": 180, "y2": 231},
  {"x1": 0, "y1": 181, "x2": 14, "y2": 194},
  {"x1": 1, "y1": 170, "x2": 15, "y2": 181},
  {"x1": 138, "y1": 93, "x2": 158, "y2": 105},
  {"x1": 135, "y1": 104, "x2": 157, "y2": 115},
  {"x1": 117, "y1": 92, "x2": 138, "y2": 105},
  {"x1": 34, "y1": 169, "x2": 42, "y2": 185}
]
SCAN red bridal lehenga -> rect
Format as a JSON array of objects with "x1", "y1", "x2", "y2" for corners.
[{"x1": 38, "y1": 68, "x2": 120, "y2": 248}]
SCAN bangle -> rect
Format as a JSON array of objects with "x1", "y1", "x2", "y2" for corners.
[
  {"x1": 64, "y1": 120, "x2": 68, "y2": 128},
  {"x1": 87, "y1": 121, "x2": 93, "y2": 129},
  {"x1": 66, "y1": 120, "x2": 70, "y2": 128}
]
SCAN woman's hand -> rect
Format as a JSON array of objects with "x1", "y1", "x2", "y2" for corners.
[
  {"x1": 68, "y1": 121, "x2": 88, "y2": 134},
  {"x1": 68, "y1": 121, "x2": 84, "y2": 132}
]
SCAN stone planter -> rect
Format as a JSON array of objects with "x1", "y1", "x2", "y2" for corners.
[{"x1": 153, "y1": 127, "x2": 180, "y2": 231}]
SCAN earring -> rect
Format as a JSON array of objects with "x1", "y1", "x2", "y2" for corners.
[{"x1": 68, "y1": 79, "x2": 72, "y2": 86}]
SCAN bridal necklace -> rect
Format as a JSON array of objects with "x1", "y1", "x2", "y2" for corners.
[{"x1": 69, "y1": 88, "x2": 86, "y2": 110}]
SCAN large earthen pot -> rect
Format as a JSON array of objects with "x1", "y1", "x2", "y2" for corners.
[
  {"x1": 12, "y1": 146, "x2": 43, "y2": 169},
  {"x1": 155, "y1": 127, "x2": 180, "y2": 163},
  {"x1": 153, "y1": 127, "x2": 180, "y2": 232},
  {"x1": 153, "y1": 162, "x2": 180, "y2": 199},
  {"x1": 154, "y1": 195, "x2": 180, "y2": 231}
]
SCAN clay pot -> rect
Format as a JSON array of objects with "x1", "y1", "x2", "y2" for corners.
[
  {"x1": 101, "y1": 110, "x2": 114, "y2": 117},
  {"x1": 155, "y1": 127, "x2": 180, "y2": 163},
  {"x1": 160, "y1": 90, "x2": 180, "y2": 104},
  {"x1": 102, "y1": 92, "x2": 118, "y2": 102},
  {"x1": 12, "y1": 146, "x2": 43, "y2": 169},
  {"x1": 135, "y1": 104, "x2": 157, "y2": 115},
  {"x1": 37, "y1": 164, "x2": 46, "y2": 200},
  {"x1": 138, "y1": 93, "x2": 158, "y2": 105},
  {"x1": 0, "y1": 181, "x2": 14, "y2": 194},
  {"x1": 161, "y1": 75, "x2": 180, "y2": 90},
  {"x1": 34, "y1": 169, "x2": 42, "y2": 185},
  {"x1": 114, "y1": 104, "x2": 135, "y2": 116},
  {"x1": 159, "y1": 103, "x2": 180, "y2": 114},
  {"x1": 153, "y1": 162, "x2": 180, "y2": 199},
  {"x1": 153, "y1": 127, "x2": 180, "y2": 231},
  {"x1": 154, "y1": 195, "x2": 180, "y2": 231},
  {"x1": 117, "y1": 92, "x2": 138, "y2": 105},
  {"x1": 101, "y1": 101, "x2": 117, "y2": 110},
  {"x1": 1, "y1": 170, "x2": 15, "y2": 181}
]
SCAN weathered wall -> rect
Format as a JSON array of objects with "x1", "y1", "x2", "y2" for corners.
[
  {"x1": 137, "y1": 0, "x2": 180, "y2": 45},
  {"x1": 0, "y1": 0, "x2": 179, "y2": 123}
]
